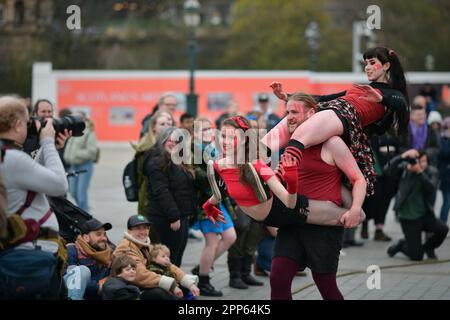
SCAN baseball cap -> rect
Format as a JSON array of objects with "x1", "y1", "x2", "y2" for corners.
[
  {"x1": 258, "y1": 93, "x2": 270, "y2": 102},
  {"x1": 81, "y1": 218, "x2": 112, "y2": 234},
  {"x1": 127, "y1": 215, "x2": 151, "y2": 230}
]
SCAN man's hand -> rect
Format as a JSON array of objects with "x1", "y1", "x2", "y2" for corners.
[
  {"x1": 56, "y1": 129, "x2": 72, "y2": 150},
  {"x1": 189, "y1": 284, "x2": 200, "y2": 297},
  {"x1": 354, "y1": 84, "x2": 383, "y2": 103},
  {"x1": 173, "y1": 286, "x2": 184, "y2": 298},
  {"x1": 39, "y1": 118, "x2": 56, "y2": 140},
  {"x1": 270, "y1": 81, "x2": 288, "y2": 101},
  {"x1": 340, "y1": 207, "x2": 363, "y2": 228},
  {"x1": 170, "y1": 219, "x2": 181, "y2": 231}
]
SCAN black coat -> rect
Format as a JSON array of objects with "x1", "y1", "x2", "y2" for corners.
[
  {"x1": 102, "y1": 277, "x2": 140, "y2": 300},
  {"x1": 145, "y1": 155, "x2": 197, "y2": 223},
  {"x1": 384, "y1": 155, "x2": 438, "y2": 217}
]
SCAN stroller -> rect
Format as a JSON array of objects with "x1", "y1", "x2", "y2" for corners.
[{"x1": 48, "y1": 196, "x2": 93, "y2": 244}]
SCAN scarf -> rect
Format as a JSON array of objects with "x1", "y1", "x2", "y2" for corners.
[
  {"x1": 409, "y1": 121, "x2": 428, "y2": 151},
  {"x1": 75, "y1": 235, "x2": 112, "y2": 266}
]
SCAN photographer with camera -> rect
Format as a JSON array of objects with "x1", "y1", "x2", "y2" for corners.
[
  {"x1": 0, "y1": 96, "x2": 69, "y2": 299},
  {"x1": 385, "y1": 149, "x2": 449, "y2": 261},
  {"x1": 24, "y1": 99, "x2": 74, "y2": 158}
]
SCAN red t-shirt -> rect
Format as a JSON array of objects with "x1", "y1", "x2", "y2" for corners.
[
  {"x1": 297, "y1": 144, "x2": 342, "y2": 206},
  {"x1": 214, "y1": 160, "x2": 274, "y2": 207},
  {"x1": 341, "y1": 85, "x2": 385, "y2": 127}
]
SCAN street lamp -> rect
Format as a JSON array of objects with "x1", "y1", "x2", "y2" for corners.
[
  {"x1": 304, "y1": 21, "x2": 320, "y2": 71},
  {"x1": 352, "y1": 20, "x2": 374, "y2": 73},
  {"x1": 184, "y1": 0, "x2": 200, "y2": 117}
]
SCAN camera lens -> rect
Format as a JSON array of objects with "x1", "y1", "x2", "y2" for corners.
[{"x1": 52, "y1": 115, "x2": 86, "y2": 137}]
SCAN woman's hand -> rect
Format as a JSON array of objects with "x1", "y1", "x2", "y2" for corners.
[
  {"x1": 56, "y1": 129, "x2": 72, "y2": 150},
  {"x1": 354, "y1": 84, "x2": 383, "y2": 103},
  {"x1": 279, "y1": 153, "x2": 298, "y2": 194},
  {"x1": 340, "y1": 207, "x2": 363, "y2": 228},
  {"x1": 170, "y1": 220, "x2": 181, "y2": 231},
  {"x1": 270, "y1": 81, "x2": 288, "y2": 101},
  {"x1": 202, "y1": 200, "x2": 226, "y2": 226}
]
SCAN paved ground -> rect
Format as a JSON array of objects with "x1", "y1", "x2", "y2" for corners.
[{"x1": 85, "y1": 143, "x2": 450, "y2": 300}]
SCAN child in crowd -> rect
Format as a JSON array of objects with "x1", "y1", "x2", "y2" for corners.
[
  {"x1": 148, "y1": 244, "x2": 200, "y2": 300},
  {"x1": 102, "y1": 255, "x2": 141, "y2": 300}
]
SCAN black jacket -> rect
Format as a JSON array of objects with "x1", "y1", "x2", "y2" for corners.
[
  {"x1": 102, "y1": 277, "x2": 140, "y2": 300},
  {"x1": 383, "y1": 155, "x2": 438, "y2": 217},
  {"x1": 145, "y1": 155, "x2": 197, "y2": 223}
]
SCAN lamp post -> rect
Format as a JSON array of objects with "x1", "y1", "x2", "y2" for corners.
[
  {"x1": 352, "y1": 20, "x2": 374, "y2": 73},
  {"x1": 305, "y1": 21, "x2": 320, "y2": 71},
  {"x1": 184, "y1": 0, "x2": 200, "y2": 117}
]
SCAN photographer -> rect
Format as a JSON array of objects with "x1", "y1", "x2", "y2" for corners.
[
  {"x1": 385, "y1": 149, "x2": 449, "y2": 261},
  {"x1": 24, "y1": 99, "x2": 72, "y2": 158},
  {"x1": 0, "y1": 96, "x2": 68, "y2": 298}
]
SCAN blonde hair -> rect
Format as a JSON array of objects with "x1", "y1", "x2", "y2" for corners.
[
  {"x1": 0, "y1": 96, "x2": 27, "y2": 133},
  {"x1": 149, "y1": 244, "x2": 171, "y2": 261}
]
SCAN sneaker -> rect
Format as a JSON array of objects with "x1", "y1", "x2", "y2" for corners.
[
  {"x1": 207, "y1": 160, "x2": 222, "y2": 202},
  {"x1": 244, "y1": 163, "x2": 271, "y2": 203},
  {"x1": 188, "y1": 228, "x2": 203, "y2": 240},
  {"x1": 374, "y1": 229, "x2": 392, "y2": 242}
]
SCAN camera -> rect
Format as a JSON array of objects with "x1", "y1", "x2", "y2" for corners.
[
  {"x1": 27, "y1": 115, "x2": 86, "y2": 138},
  {"x1": 402, "y1": 157, "x2": 418, "y2": 165}
]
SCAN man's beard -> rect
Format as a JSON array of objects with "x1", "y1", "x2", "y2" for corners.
[{"x1": 90, "y1": 241, "x2": 107, "y2": 251}]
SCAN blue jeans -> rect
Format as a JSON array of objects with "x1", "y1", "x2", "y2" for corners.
[
  {"x1": 440, "y1": 190, "x2": 450, "y2": 223},
  {"x1": 64, "y1": 265, "x2": 91, "y2": 300},
  {"x1": 256, "y1": 236, "x2": 275, "y2": 272},
  {"x1": 68, "y1": 161, "x2": 94, "y2": 212}
]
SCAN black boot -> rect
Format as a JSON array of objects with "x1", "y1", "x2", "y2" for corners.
[
  {"x1": 241, "y1": 255, "x2": 264, "y2": 286},
  {"x1": 198, "y1": 275, "x2": 223, "y2": 297},
  {"x1": 387, "y1": 239, "x2": 405, "y2": 257},
  {"x1": 228, "y1": 257, "x2": 248, "y2": 289}
]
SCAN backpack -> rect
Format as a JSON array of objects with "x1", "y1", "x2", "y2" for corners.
[
  {"x1": 0, "y1": 248, "x2": 59, "y2": 299},
  {"x1": 123, "y1": 158, "x2": 139, "y2": 202}
]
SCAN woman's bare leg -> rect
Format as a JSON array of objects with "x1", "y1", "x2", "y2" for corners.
[{"x1": 291, "y1": 110, "x2": 344, "y2": 148}]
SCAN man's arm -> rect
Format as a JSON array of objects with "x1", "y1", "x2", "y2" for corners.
[{"x1": 323, "y1": 137, "x2": 367, "y2": 228}]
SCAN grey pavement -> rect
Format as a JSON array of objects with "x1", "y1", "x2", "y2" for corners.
[{"x1": 85, "y1": 144, "x2": 450, "y2": 300}]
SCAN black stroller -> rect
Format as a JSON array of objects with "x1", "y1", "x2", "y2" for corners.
[{"x1": 48, "y1": 196, "x2": 93, "y2": 244}]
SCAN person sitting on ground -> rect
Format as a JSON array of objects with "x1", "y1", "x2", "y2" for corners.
[
  {"x1": 64, "y1": 218, "x2": 113, "y2": 300},
  {"x1": 386, "y1": 149, "x2": 449, "y2": 261},
  {"x1": 113, "y1": 215, "x2": 199, "y2": 300},
  {"x1": 148, "y1": 244, "x2": 200, "y2": 299},
  {"x1": 102, "y1": 254, "x2": 141, "y2": 300}
]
